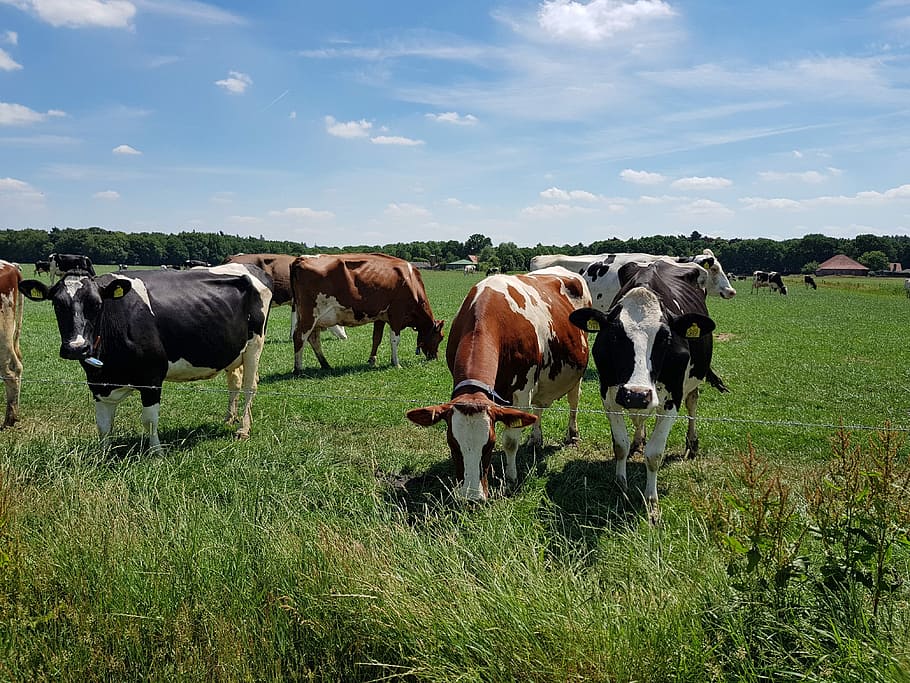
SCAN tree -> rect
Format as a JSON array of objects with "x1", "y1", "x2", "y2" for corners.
[
  {"x1": 857, "y1": 250, "x2": 889, "y2": 272},
  {"x1": 463, "y1": 233, "x2": 492, "y2": 257},
  {"x1": 801, "y1": 260, "x2": 820, "y2": 275}
]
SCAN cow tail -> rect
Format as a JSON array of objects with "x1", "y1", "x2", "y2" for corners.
[{"x1": 706, "y1": 367, "x2": 730, "y2": 393}]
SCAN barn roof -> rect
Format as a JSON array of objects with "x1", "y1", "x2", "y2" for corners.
[{"x1": 816, "y1": 254, "x2": 868, "y2": 271}]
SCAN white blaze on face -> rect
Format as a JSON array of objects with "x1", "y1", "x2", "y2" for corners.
[
  {"x1": 617, "y1": 287, "x2": 662, "y2": 402},
  {"x1": 451, "y1": 408, "x2": 492, "y2": 500}
]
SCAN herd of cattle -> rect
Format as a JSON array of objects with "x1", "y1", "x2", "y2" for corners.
[{"x1": 0, "y1": 248, "x2": 829, "y2": 513}]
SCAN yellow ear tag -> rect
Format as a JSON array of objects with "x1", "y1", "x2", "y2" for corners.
[
  {"x1": 112, "y1": 286, "x2": 124, "y2": 299},
  {"x1": 30, "y1": 288, "x2": 43, "y2": 299},
  {"x1": 685, "y1": 323, "x2": 701, "y2": 338},
  {"x1": 587, "y1": 319, "x2": 600, "y2": 331},
  {"x1": 508, "y1": 418, "x2": 525, "y2": 428}
]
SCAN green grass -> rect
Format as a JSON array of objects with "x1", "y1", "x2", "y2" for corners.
[{"x1": 0, "y1": 267, "x2": 908, "y2": 681}]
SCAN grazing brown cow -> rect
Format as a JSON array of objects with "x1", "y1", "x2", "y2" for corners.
[
  {"x1": 0, "y1": 261, "x2": 23, "y2": 427},
  {"x1": 224, "y1": 253, "x2": 347, "y2": 341},
  {"x1": 290, "y1": 253, "x2": 444, "y2": 371},
  {"x1": 406, "y1": 266, "x2": 591, "y2": 501}
]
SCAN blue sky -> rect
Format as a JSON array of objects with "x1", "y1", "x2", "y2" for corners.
[{"x1": 2, "y1": 0, "x2": 910, "y2": 247}]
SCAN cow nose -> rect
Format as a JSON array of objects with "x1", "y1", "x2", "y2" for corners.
[
  {"x1": 616, "y1": 385, "x2": 653, "y2": 409},
  {"x1": 723, "y1": 287, "x2": 737, "y2": 298},
  {"x1": 60, "y1": 342, "x2": 91, "y2": 361}
]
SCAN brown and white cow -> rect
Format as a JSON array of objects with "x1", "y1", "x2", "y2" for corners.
[
  {"x1": 290, "y1": 253, "x2": 444, "y2": 371},
  {"x1": 406, "y1": 266, "x2": 591, "y2": 501},
  {"x1": 224, "y1": 253, "x2": 346, "y2": 341},
  {"x1": 0, "y1": 261, "x2": 23, "y2": 427}
]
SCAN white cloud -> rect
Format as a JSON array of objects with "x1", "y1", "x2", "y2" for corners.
[
  {"x1": 370, "y1": 135, "x2": 424, "y2": 146},
  {"x1": 93, "y1": 189, "x2": 120, "y2": 200},
  {"x1": 0, "y1": 47, "x2": 21, "y2": 71},
  {"x1": 210, "y1": 191, "x2": 234, "y2": 204},
  {"x1": 638, "y1": 194, "x2": 687, "y2": 204},
  {"x1": 215, "y1": 70, "x2": 252, "y2": 94},
  {"x1": 537, "y1": 0, "x2": 676, "y2": 42},
  {"x1": 134, "y1": 0, "x2": 245, "y2": 25},
  {"x1": 0, "y1": 102, "x2": 66, "y2": 126},
  {"x1": 384, "y1": 202, "x2": 431, "y2": 218},
  {"x1": 0, "y1": 176, "x2": 44, "y2": 204},
  {"x1": 620, "y1": 168, "x2": 666, "y2": 185},
  {"x1": 227, "y1": 215, "x2": 263, "y2": 224},
  {"x1": 325, "y1": 115, "x2": 372, "y2": 138},
  {"x1": 112, "y1": 144, "x2": 141, "y2": 155},
  {"x1": 444, "y1": 197, "x2": 481, "y2": 210},
  {"x1": 289, "y1": 111, "x2": 297, "y2": 120},
  {"x1": 6, "y1": 0, "x2": 137, "y2": 28},
  {"x1": 425, "y1": 111, "x2": 478, "y2": 125},
  {"x1": 540, "y1": 186, "x2": 599, "y2": 201},
  {"x1": 268, "y1": 207, "x2": 334, "y2": 220},
  {"x1": 521, "y1": 202, "x2": 596, "y2": 217},
  {"x1": 758, "y1": 170, "x2": 830, "y2": 184},
  {"x1": 740, "y1": 197, "x2": 803, "y2": 210},
  {"x1": 671, "y1": 176, "x2": 733, "y2": 190},
  {"x1": 676, "y1": 199, "x2": 733, "y2": 216},
  {"x1": 3, "y1": 31, "x2": 17, "y2": 45},
  {"x1": 792, "y1": 150, "x2": 803, "y2": 158}
]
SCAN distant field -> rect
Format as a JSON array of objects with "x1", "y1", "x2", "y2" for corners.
[{"x1": 1, "y1": 266, "x2": 908, "y2": 681}]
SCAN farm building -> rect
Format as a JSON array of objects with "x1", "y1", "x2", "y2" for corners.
[
  {"x1": 445, "y1": 256, "x2": 479, "y2": 271},
  {"x1": 816, "y1": 254, "x2": 869, "y2": 276}
]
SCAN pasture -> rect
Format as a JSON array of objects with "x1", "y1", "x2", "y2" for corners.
[{"x1": 1, "y1": 267, "x2": 908, "y2": 681}]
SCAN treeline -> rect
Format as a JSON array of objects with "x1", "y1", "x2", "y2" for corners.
[{"x1": 1, "y1": 226, "x2": 908, "y2": 275}]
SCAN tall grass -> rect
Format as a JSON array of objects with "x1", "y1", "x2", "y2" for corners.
[{"x1": 0, "y1": 268, "x2": 907, "y2": 681}]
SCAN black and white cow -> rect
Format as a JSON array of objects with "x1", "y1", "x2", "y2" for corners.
[
  {"x1": 530, "y1": 249, "x2": 737, "y2": 311},
  {"x1": 18, "y1": 263, "x2": 272, "y2": 451},
  {"x1": 569, "y1": 260, "x2": 724, "y2": 512},
  {"x1": 34, "y1": 260, "x2": 50, "y2": 277},
  {"x1": 752, "y1": 270, "x2": 787, "y2": 295},
  {"x1": 804, "y1": 275, "x2": 817, "y2": 290},
  {"x1": 48, "y1": 253, "x2": 95, "y2": 280}
]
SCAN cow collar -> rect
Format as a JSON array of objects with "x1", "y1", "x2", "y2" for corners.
[{"x1": 451, "y1": 379, "x2": 512, "y2": 406}]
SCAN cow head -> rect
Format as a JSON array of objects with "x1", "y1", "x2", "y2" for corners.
[
  {"x1": 570, "y1": 287, "x2": 715, "y2": 411},
  {"x1": 415, "y1": 319, "x2": 445, "y2": 360},
  {"x1": 693, "y1": 249, "x2": 736, "y2": 299},
  {"x1": 406, "y1": 399, "x2": 537, "y2": 501},
  {"x1": 19, "y1": 274, "x2": 132, "y2": 362}
]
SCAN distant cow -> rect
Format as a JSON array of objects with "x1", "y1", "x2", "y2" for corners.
[
  {"x1": 752, "y1": 270, "x2": 787, "y2": 295},
  {"x1": 485, "y1": 266, "x2": 500, "y2": 276},
  {"x1": 290, "y1": 253, "x2": 444, "y2": 372},
  {"x1": 184, "y1": 259, "x2": 210, "y2": 269},
  {"x1": 48, "y1": 253, "x2": 95, "y2": 280},
  {"x1": 570, "y1": 260, "x2": 726, "y2": 514},
  {"x1": 0, "y1": 261, "x2": 23, "y2": 427},
  {"x1": 406, "y1": 267, "x2": 591, "y2": 500},
  {"x1": 224, "y1": 253, "x2": 346, "y2": 341},
  {"x1": 118, "y1": 264, "x2": 129, "y2": 271},
  {"x1": 804, "y1": 275, "x2": 817, "y2": 290},
  {"x1": 905, "y1": 279, "x2": 910, "y2": 298},
  {"x1": 34, "y1": 260, "x2": 50, "y2": 277},
  {"x1": 530, "y1": 250, "x2": 737, "y2": 310},
  {"x1": 464, "y1": 264, "x2": 476, "y2": 275},
  {"x1": 19, "y1": 264, "x2": 273, "y2": 451}
]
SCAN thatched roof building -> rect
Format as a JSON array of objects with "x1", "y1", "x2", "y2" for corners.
[{"x1": 816, "y1": 255, "x2": 868, "y2": 276}]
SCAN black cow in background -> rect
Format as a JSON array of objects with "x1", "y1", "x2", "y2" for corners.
[
  {"x1": 752, "y1": 270, "x2": 787, "y2": 295},
  {"x1": 48, "y1": 253, "x2": 95, "y2": 280},
  {"x1": 34, "y1": 260, "x2": 50, "y2": 277},
  {"x1": 804, "y1": 275, "x2": 817, "y2": 290}
]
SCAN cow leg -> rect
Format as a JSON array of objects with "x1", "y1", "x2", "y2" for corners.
[
  {"x1": 565, "y1": 379, "x2": 582, "y2": 445},
  {"x1": 501, "y1": 425, "x2": 524, "y2": 485},
  {"x1": 389, "y1": 330, "x2": 401, "y2": 368},
  {"x1": 606, "y1": 406, "x2": 631, "y2": 492},
  {"x1": 233, "y1": 340, "x2": 264, "y2": 440},
  {"x1": 642, "y1": 408, "x2": 677, "y2": 510},
  {"x1": 308, "y1": 330, "x2": 330, "y2": 369},
  {"x1": 138, "y1": 387, "x2": 164, "y2": 453},
  {"x1": 289, "y1": 304, "x2": 296, "y2": 342},
  {"x1": 225, "y1": 366, "x2": 242, "y2": 425},
  {"x1": 93, "y1": 386, "x2": 133, "y2": 451},
  {"x1": 1, "y1": 351, "x2": 21, "y2": 427},
  {"x1": 684, "y1": 387, "x2": 700, "y2": 458},
  {"x1": 368, "y1": 322, "x2": 385, "y2": 367}
]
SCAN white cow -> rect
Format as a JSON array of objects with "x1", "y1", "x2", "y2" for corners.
[{"x1": 904, "y1": 278, "x2": 910, "y2": 298}]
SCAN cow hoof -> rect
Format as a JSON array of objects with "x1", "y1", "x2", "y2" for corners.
[
  {"x1": 564, "y1": 434, "x2": 580, "y2": 446},
  {"x1": 368, "y1": 357, "x2": 377, "y2": 367},
  {"x1": 648, "y1": 506, "x2": 662, "y2": 526},
  {"x1": 234, "y1": 430, "x2": 250, "y2": 441}
]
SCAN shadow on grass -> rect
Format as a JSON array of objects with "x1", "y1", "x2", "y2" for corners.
[
  {"x1": 98, "y1": 422, "x2": 237, "y2": 464},
  {"x1": 260, "y1": 364, "x2": 383, "y2": 384}
]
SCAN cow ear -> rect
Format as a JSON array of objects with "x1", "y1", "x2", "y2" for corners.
[
  {"x1": 19, "y1": 280, "x2": 49, "y2": 302},
  {"x1": 491, "y1": 406, "x2": 538, "y2": 429},
  {"x1": 699, "y1": 256, "x2": 715, "y2": 269},
  {"x1": 669, "y1": 313, "x2": 716, "y2": 339},
  {"x1": 406, "y1": 404, "x2": 453, "y2": 427},
  {"x1": 99, "y1": 278, "x2": 133, "y2": 300},
  {"x1": 435, "y1": 320, "x2": 445, "y2": 334},
  {"x1": 568, "y1": 307, "x2": 607, "y2": 333}
]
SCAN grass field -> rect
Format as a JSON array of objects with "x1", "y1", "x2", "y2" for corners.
[{"x1": 1, "y1": 267, "x2": 908, "y2": 681}]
